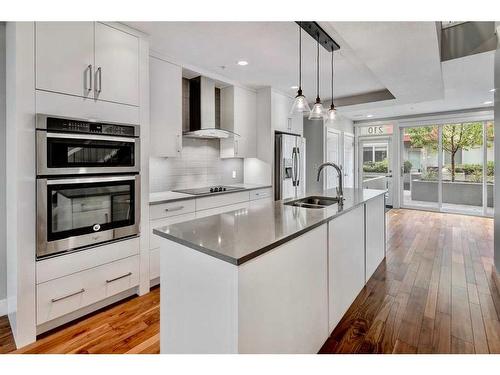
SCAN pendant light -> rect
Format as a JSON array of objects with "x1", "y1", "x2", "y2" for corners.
[
  {"x1": 290, "y1": 22, "x2": 311, "y2": 115},
  {"x1": 308, "y1": 32, "x2": 325, "y2": 120},
  {"x1": 325, "y1": 49, "x2": 337, "y2": 122}
]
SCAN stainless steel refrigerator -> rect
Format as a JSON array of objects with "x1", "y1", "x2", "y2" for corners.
[{"x1": 274, "y1": 132, "x2": 306, "y2": 200}]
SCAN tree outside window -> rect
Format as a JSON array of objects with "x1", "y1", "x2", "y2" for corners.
[{"x1": 406, "y1": 122, "x2": 485, "y2": 182}]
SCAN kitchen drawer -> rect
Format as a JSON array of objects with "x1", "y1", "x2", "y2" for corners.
[
  {"x1": 149, "y1": 212, "x2": 196, "y2": 250},
  {"x1": 37, "y1": 237, "x2": 140, "y2": 284},
  {"x1": 196, "y1": 201, "x2": 249, "y2": 219},
  {"x1": 195, "y1": 191, "x2": 250, "y2": 211},
  {"x1": 150, "y1": 248, "x2": 160, "y2": 280},
  {"x1": 37, "y1": 255, "x2": 139, "y2": 325},
  {"x1": 249, "y1": 188, "x2": 272, "y2": 200},
  {"x1": 150, "y1": 199, "x2": 195, "y2": 220}
]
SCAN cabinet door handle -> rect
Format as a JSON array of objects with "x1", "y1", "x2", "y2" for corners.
[
  {"x1": 51, "y1": 288, "x2": 85, "y2": 303},
  {"x1": 165, "y1": 205, "x2": 184, "y2": 212},
  {"x1": 86, "y1": 65, "x2": 93, "y2": 92},
  {"x1": 106, "y1": 272, "x2": 132, "y2": 283},
  {"x1": 235, "y1": 140, "x2": 239, "y2": 155},
  {"x1": 96, "y1": 67, "x2": 102, "y2": 93}
]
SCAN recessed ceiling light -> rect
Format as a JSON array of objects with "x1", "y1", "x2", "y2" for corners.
[
  {"x1": 366, "y1": 114, "x2": 374, "y2": 118},
  {"x1": 291, "y1": 85, "x2": 299, "y2": 90},
  {"x1": 237, "y1": 60, "x2": 248, "y2": 66},
  {"x1": 483, "y1": 101, "x2": 493, "y2": 105},
  {"x1": 489, "y1": 88, "x2": 496, "y2": 92}
]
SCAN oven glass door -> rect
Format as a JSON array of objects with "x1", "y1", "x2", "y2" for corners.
[
  {"x1": 47, "y1": 178, "x2": 136, "y2": 242},
  {"x1": 46, "y1": 134, "x2": 135, "y2": 169}
]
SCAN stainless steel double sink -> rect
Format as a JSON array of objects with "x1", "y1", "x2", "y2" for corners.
[{"x1": 284, "y1": 196, "x2": 342, "y2": 209}]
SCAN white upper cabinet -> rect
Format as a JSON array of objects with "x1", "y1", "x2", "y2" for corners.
[
  {"x1": 220, "y1": 86, "x2": 257, "y2": 158},
  {"x1": 35, "y1": 22, "x2": 139, "y2": 107},
  {"x1": 271, "y1": 91, "x2": 303, "y2": 135},
  {"x1": 35, "y1": 22, "x2": 94, "y2": 98},
  {"x1": 94, "y1": 23, "x2": 139, "y2": 106},
  {"x1": 150, "y1": 57, "x2": 182, "y2": 157}
]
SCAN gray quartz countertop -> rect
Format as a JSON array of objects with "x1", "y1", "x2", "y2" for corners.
[
  {"x1": 149, "y1": 184, "x2": 272, "y2": 205},
  {"x1": 153, "y1": 187, "x2": 385, "y2": 266}
]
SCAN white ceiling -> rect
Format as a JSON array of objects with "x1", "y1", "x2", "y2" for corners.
[
  {"x1": 126, "y1": 21, "x2": 494, "y2": 121},
  {"x1": 127, "y1": 22, "x2": 385, "y2": 98}
]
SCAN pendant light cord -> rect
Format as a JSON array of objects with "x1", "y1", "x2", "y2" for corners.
[
  {"x1": 316, "y1": 33, "x2": 320, "y2": 100},
  {"x1": 331, "y1": 50, "x2": 334, "y2": 106},
  {"x1": 298, "y1": 22, "x2": 302, "y2": 89}
]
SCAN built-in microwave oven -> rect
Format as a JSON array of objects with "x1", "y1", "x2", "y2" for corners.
[
  {"x1": 36, "y1": 114, "x2": 140, "y2": 176},
  {"x1": 36, "y1": 174, "x2": 141, "y2": 258}
]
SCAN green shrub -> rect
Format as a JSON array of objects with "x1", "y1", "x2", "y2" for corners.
[
  {"x1": 422, "y1": 170, "x2": 438, "y2": 181},
  {"x1": 363, "y1": 159, "x2": 388, "y2": 173},
  {"x1": 445, "y1": 162, "x2": 494, "y2": 176},
  {"x1": 403, "y1": 160, "x2": 412, "y2": 173}
]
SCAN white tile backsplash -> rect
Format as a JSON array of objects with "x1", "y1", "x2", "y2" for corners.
[{"x1": 150, "y1": 138, "x2": 244, "y2": 192}]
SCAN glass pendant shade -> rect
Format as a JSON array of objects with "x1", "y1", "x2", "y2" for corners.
[
  {"x1": 290, "y1": 89, "x2": 311, "y2": 115},
  {"x1": 308, "y1": 33, "x2": 324, "y2": 121},
  {"x1": 326, "y1": 104, "x2": 337, "y2": 122},
  {"x1": 290, "y1": 23, "x2": 310, "y2": 116},
  {"x1": 308, "y1": 98, "x2": 325, "y2": 120}
]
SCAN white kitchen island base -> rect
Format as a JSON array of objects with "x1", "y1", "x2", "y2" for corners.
[
  {"x1": 156, "y1": 189, "x2": 386, "y2": 354},
  {"x1": 160, "y1": 225, "x2": 329, "y2": 354}
]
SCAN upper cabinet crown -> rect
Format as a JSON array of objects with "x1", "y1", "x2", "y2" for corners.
[{"x1": 35, "y1": 22, "x2": 139, "y2": 107}]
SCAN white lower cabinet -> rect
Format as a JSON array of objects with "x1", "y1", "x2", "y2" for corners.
[
  {"x1": 37, "y1": 255, "x2": 139, "y2": 325},
  {"x1": 249, "y1": 188, "x2": 272, "y2": 200},
  {"x1": 238, "y1": 224, "x2": 329, "y2": 353},
  {"x1": 195, "y1": 191, "x2": 250, "y2": 211},
  {"x1": 149, "y1": 212, "x2": 197, "y2": 281},
  {"x1": 328, "y1": 205, "x2": 366, "y2": 333},
  {"x1": 365, "y1": 194, "x2": 386, "y2": 282}
]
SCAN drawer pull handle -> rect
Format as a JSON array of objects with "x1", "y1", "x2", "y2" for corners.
[
  {"x1": 165, "y1": 206, "x2": 184, "y2": 212},
  {"x1": 106, "y1": 272, "x2": 132, "y2": 283},
  {"x1": 51, "y1": 288, "x2": 85, "y2": 303}
]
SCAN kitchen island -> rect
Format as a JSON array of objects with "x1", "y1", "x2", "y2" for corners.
[{"x1": 153, "y1": 188, "x2": 386, "y2": 353}]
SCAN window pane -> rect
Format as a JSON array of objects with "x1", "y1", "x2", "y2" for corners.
[
  {"x1": 442, "y1": 122, "x2": 483, "y2": 215},
  {"x1": 487, "y1": 121, "x2": 494, "y2": 216},
  {"x1": 402, "y1": 126, "x2": 439, "y2": 209},
  {"x1": 363, "y1": 147, "x2": 373, "y2": 163}
]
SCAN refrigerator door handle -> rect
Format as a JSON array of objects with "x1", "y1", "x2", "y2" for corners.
[
  {"x1": 292, "y1": 147, "x2": 298, "y2": 187},
  {"x1": 295, "y1": 147, "x2": 301, "y2": 186}
]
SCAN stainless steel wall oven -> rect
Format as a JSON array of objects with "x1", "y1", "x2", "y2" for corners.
[
  {"x1": 36, "y1": 114, "x2": 140, "y2": 175},
  {"x1": 36, "y1": 115, "x2": 141, "y2": 258}
]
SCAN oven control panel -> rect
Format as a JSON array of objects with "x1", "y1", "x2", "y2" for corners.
[{"x1": 45, "y1": 117, "x2": 137, "y2": 137}]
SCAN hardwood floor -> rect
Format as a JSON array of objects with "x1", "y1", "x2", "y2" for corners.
[
  {"x1": 320, "y1": 209, "x2": 500, "y2": 354},
  {"x1": 2, "y1": 287, "x2": 160, "y2": 354},
  {"x1": 0, "y1": 208, "x2": 499, "y2": 354}
]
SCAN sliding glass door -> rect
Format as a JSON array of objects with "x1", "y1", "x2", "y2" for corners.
[
  {"x1": 400, "y1": 121, "x2": 494, "y2": 216},
  {"x1": 401, "y1": 126, "x2": 439, "y2": 210}
]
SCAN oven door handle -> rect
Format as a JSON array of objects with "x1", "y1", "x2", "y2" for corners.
[
  {"x1": 46, "y1": 132, "x2": 136, "y2": 143},
  {"x1": 46, "y1": 175, "x2": 138, "y2": 185}
]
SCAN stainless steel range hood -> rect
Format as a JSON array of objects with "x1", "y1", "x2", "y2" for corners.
[{"x1": 183, "y1": 76, "x2": 239, "y2": 139}]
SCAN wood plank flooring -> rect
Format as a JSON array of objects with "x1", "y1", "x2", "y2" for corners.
[
  {"x1": 319, "y1": 209, "x2": 500, "y2": 354},
  {"x1": 0, "y1": 208, "x2": 499, "y2": 354}
]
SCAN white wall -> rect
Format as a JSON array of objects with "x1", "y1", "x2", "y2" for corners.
[
  {"x1": 0, "y1": 22, "x2": 6, "y2": 311},
  {"x1": 326, "y1": 113, "x2": 354, "y2": 134}
]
